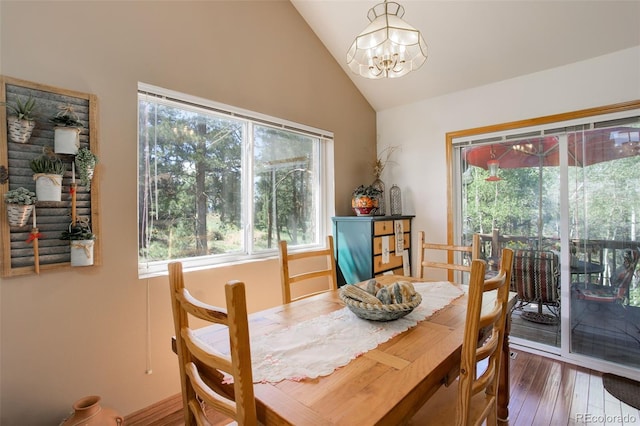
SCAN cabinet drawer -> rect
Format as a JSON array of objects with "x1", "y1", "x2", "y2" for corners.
[
  {"x1": 373, "y1": 253, "x2": 404, "y2": 273},
  {"x1": 373, "y1": 219, "x2": 411, "y2": 236},
  {"x1": 373, "y1": 234, "x2": 410, "y2": 255}
]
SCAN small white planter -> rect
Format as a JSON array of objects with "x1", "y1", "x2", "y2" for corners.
[
  {"x1": 34, "y1": 174, "x2": 63, "y2": 202},
  {"x1": 70, "y1": 239, "x2": 94, "y2": 266},
  {"x1": 7, "y1": 116, "x2": 36, "y2": 143},
  {"x1": 54, "y1": 126, "x2": 81, "y2": 154}
]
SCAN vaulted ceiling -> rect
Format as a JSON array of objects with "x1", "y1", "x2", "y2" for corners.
[{"x1": 291, "y1": 1, "x2": 640, "y2": 112}]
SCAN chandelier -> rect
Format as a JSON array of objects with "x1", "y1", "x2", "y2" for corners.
[
  {"x1": 347, "y1": 0, "x2": 427, "y2": 79},
  {"x1": 611, "y1": 129, "x2": 640, "y2": 155}
]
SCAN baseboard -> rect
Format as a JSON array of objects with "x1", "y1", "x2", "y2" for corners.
[{"x1": 124, "y1": 393, "x2": 183, "y2": 425}]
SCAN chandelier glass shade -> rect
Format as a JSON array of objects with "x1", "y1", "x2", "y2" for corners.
[
  {"x1": 347, "y1": 1, "x2": 427, "y2": 79},
  {"x1": 611, "y1": 129, "x2": 640, "y2": 155}
]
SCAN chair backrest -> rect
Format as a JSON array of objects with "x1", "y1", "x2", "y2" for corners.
[
  {"x1": 278, "y1": 235, "x2": 338, "y2": 304},
  {"x1": 168, "y1": 262, "x2": 257, "y2": 426},
  {"x1": 457, "y1": 248, "x2": 514, "y2": 425},
  {"x1": 611, "y1": 248, "x2": 640, "y2": 300},
  {"x1": 511, "y1": 249, "x2": 559, "y2": 304},
  {"x1": 417, "y1": 232, "x2": 481, "y2": 280}
]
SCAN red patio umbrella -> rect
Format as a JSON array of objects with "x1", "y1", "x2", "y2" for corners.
[
  {"x1": 464, "y1": 126, "x2": 639, "y2": 245},
  {"x1": 465, "y1": 127, "x2": 639, "y2": 170}
]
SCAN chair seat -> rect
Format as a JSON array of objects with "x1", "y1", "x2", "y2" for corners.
[{"x1": 574, "y1": 285, "x2": 620, "y2": 303}]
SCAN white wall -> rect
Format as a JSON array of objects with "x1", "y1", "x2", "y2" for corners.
[
  {"x1": 0, "y1": 2, "x2": 375, "y2": 424},
  {"x1": 376, "y1": 46, "x2": 640, "y2": 274}
]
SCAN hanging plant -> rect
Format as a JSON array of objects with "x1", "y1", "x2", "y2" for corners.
[
  {"x1": 4, "y1": 187, "x2": 37, "y2": 205},
  {"x1": 59, "y1": 224, "x2": 95, "y2": 241},
  {"x1": 49, "y1": 104, "x2": 84, "y2": 128},
  {"x1": 30, "y1": 152, "x2": 65, "y2": 202},
  {"x1": 50, "y1": 104, "x2": 84, "y2": 155},
  {"x1": 75, "y1": 147, "x2": 98, "y2": 188},
  {"x1": 30, "y1": 153, "x2": 65, "y2": 175},
  {"x1": 60, "y1": 217, "x2": 95, "y2": 267},
  {"x1": 2, "y1": 95, "x2": 37, "y2": 143},
  {"x1": 4, "y1": 187, "x2": 37, "y2": 227}
]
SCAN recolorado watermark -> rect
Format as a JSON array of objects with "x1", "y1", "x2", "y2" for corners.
[{"x1": 576, "y1": 413, "x2": 637, "y2": 423}]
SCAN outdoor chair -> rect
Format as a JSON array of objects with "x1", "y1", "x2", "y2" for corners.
[
  {"x1": 168, "y1": 262, "x2": 258, "y2": 425},
  {"x1": 410, "y1": 248, "x2": 514, "y2": 425},
  {"x1": 572, "y1": 248, "x2": 640, "y2": 343},
  {"x1": 278, "y1": 236, "x2": 338, "y2": 304},
  {"x1": 510, "y1": 249, "x2": 560, "y2": 324}
]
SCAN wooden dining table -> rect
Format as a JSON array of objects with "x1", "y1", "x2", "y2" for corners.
[{"x1": 175, "y1": 275, "x2": 517, "y2": 425}]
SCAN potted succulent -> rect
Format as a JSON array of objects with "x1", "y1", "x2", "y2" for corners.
[
  {"x1": 50, "y1": 105, "x2": 84, "y2": 155},
  {"x1": 60, "y1": 219, "x2": 95, "y2": 266},
  {"x1": 30, "y1": 153, "x2": 66, "y2": 202},
  {"x1": 352, "y1": 185, "x2": 382, "y2": 216},
  {"x1": 74, "y1": 147, "x2": 98, "y2": 188},
  {"x1": 4, "y1": 187, "x2": 36, "y2": 227},
  {"x1": 3, "y1": 95, "x2": 37, "y2": 143}
]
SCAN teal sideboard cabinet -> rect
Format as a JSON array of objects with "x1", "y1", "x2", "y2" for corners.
[{"x1": 332, "y1": 215, "x2": 414, "y2": 286}]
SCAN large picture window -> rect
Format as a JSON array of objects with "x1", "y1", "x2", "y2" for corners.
[{"x1": 137, "y1": 84, "x2": 333, "y2": 277}]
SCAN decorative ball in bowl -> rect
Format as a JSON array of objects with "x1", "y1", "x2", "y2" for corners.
[{"x1": 339, "y1": 280, "x2": 422, "y2": 322}]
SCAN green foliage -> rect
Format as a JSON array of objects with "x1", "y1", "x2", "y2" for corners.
[
  {"x1": 352, "y1": 185, "x2": 382, "y2": 197},
  {"x1": 50, "y1": 115, "x2": 83, "y2": 127},
  {"x1": 75, "y1": 147, "x2": 97, "y2": 187},
  {"x1": 137, "y1": 100, "x2": 319, "y2": 262},
  {"x1": 30, "y1": 154, "x2": 66, "y2": 175},
  {"x1": 2, "y1": 95, "x2": 37, "y2": 121},
  {"x1": 60, "y1": 223, "x2": 95, "y2": 240},
  {"x1": 4, "y1": 187, "x2": 36, "y2": 205},
  {"x1": 49, "y1": 109, "x2": 84, "y2": 127}
]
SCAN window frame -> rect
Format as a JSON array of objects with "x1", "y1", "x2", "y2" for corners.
[{"x1": 137, "y1": 83, "x2": 335, "y2": 278}]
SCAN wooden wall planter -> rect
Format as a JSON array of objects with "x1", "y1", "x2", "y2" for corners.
[{"x1": 0, "y1": 76, "x2": 101, "y2": 277}]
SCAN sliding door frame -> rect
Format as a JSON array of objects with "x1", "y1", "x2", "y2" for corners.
[{"x1": 446, "y1": 100, "x2": 640, "y2": 378}]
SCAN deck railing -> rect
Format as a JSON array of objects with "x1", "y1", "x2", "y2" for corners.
[{"x1": 474, "y1": 229, "x2": 640, "y2": 286}]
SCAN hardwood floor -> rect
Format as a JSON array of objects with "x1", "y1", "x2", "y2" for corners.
[
  {"x1": 510, "y1": 300, "x2": 640, "y2": 370},
  {"x1": 506, "y1": 350, "x2": 639, "y2": 426},
  {"x1": 125, "y1": 349, "x2": 640, "y2": 425}
]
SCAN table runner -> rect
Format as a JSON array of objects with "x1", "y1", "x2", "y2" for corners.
[{"x1": 247, "y1": 281, "x2": 464, "y2": 383}]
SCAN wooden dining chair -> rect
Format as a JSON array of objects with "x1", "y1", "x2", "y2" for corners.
[
  {"x1": 278, "y1": 235, "x2": 338, "y2": 304},
  {"x1": 417, "y1": 232, "x2": 481, "y2": 280},
  {"x1": 410, "y1": 248, "x2": 514, "y2": 426},
  {"x1": 168, "y1": 261, "x2": 258, "y2": 426}
]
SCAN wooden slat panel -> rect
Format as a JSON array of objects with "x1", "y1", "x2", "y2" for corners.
[{"x1": 0, "y1": 75, "x2": 100, "y2": 276}]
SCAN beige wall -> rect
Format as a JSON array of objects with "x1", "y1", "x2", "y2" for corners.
[{"x1": 0, "y1": 1, "x2": 375, "y2": 423}]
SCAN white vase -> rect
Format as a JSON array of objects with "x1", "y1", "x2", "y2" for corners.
[
  {"x1": 7, "y1": 116, "x2": 36, "y2": 143},
  {"x1": 70, "y1": 239, "x2": 95, "y2": 266},
  {"x1": 34, "y1": 174, "x2": 63, "y2": 201},
  {"x1": 54, "y1": 126, "x2": 81, "y2": 154}
]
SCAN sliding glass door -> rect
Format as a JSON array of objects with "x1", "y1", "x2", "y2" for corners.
[
  {"x1": 569, "y1": 125, "x2": 640, "y2": 369},
  {"x1": 450, "y1": 104, "x2": 640, "y2": 373},
  {"x1": 459, "y1": 136, "x2": 563, "y2": 349}
]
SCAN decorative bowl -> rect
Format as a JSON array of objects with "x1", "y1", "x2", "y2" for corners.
[{"x1": 339, "y1": 289, "x2": 422, "y2": 322}]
